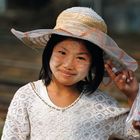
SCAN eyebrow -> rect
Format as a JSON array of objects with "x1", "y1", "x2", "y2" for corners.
[
  {"x1": 62, "y1": 47, "x2": 89, "y2": 55},
  {"x1": 77, "y1": 52, "x2": 89, "y2": 56},
  {"x1": 59, "y1": 47, "x2": 89, "y2": 56},
  {"x1": 60, "y1": 47, "x2": 68, "y2": 51}
]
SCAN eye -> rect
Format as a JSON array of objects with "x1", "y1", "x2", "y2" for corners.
[
  {"x1": 77, "y1": 56, "x2": 86, "y2": 61},
  {"x1": 58, "y1": 51, "x2": 66, "y2": 55}
]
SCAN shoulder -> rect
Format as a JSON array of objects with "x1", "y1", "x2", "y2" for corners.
[
  {"x1": 84, "y1": 89, "x2": 119, "y2": 107},
  {"x1": 12, "y1": 80, "x2": 42, "y2": 102},
  {"x1": 16, "y1": 80, "x2": 42, "y2": 92},
  {"x1": 8, "y1": 80, "x2": 43, "y2": 112},
  {"x1": 83, "y1": 89, "x2": 129, "y2": 118}
]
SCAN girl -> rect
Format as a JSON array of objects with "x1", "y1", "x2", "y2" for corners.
[{"x1": 1, "y1": 7, "x2": 140, "y2": 140}]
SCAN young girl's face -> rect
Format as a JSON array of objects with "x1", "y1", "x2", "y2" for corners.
[{"x1": 49, "y1": 38, "x2": 92, "y2": 86}]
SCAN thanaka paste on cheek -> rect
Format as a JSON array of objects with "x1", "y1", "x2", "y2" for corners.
[{"x1": 49, "y1": 39, "x2": 91, "y2": 85}]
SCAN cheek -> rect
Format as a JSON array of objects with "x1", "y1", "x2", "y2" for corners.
[
  {"x1": 49, "y1": 54, "x2": 63, "y2": 68},
  {"x1": 49, "y1": 57, "x2": 58, "y2": 71},
  {"x1": 77, "y1": 64, "x2": 91, "y2": 77},
  {"x1": 54, "y1": 53, "x2": 64, "y2": 61}
]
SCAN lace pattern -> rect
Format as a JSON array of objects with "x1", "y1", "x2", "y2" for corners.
[{"x1": 1, "y1": 80, "x2": 140, "y2": 140}]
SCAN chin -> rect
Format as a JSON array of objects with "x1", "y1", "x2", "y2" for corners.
[{"x1": 57, "y1": 79, "x2": 78, "y2": 86}]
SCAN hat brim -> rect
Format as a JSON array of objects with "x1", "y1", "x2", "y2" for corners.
[{"x1": 11, "y1": 28, "x2": 138, "y2": 72}]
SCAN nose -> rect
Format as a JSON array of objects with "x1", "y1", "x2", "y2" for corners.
[{"x1": 63, "y1": 57, "x2": 74, "y2": 70}]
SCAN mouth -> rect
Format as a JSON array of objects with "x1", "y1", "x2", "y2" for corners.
[{"x1": 59, "y1": 70, "x2": 76, "y2": 77}]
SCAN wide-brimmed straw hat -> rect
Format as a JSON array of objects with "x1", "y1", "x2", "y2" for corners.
[{"x1": 11, "y1": 7, "x2": 138, "y2": 72}]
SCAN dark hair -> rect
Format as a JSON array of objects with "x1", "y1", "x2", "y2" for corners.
[{"x1": 39, "y1": 34, "x2": 104, "y2": 94}]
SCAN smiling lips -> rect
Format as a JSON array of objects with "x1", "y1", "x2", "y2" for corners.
[{"x1": 59, "y1": 69, "x2": 76, "y2": 77}]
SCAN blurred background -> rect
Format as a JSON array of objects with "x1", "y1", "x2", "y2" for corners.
[{"x1": 0, "y1": 0, "x2": 140, "y2": 139}]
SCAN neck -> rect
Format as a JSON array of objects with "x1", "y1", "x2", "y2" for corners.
[
  {"x1": 45, "y1": 79, "x2": 81, "y2": 108},
  {"x1": 47, "y1": 80, "x2": 79, "y2": 97}
]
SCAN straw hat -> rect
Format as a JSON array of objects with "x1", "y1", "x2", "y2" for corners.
[{"x1": 11, "y1": 7, "x2": 138, "y2": 72}]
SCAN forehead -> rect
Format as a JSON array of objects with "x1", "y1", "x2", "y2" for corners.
[{"x1": 54, "y1": 38, "x2": 89, "y2": 52}]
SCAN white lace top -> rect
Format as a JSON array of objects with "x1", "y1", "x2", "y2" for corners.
[{"x1": 1, "y1": 80, "x2": 140, "y2": 140}]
